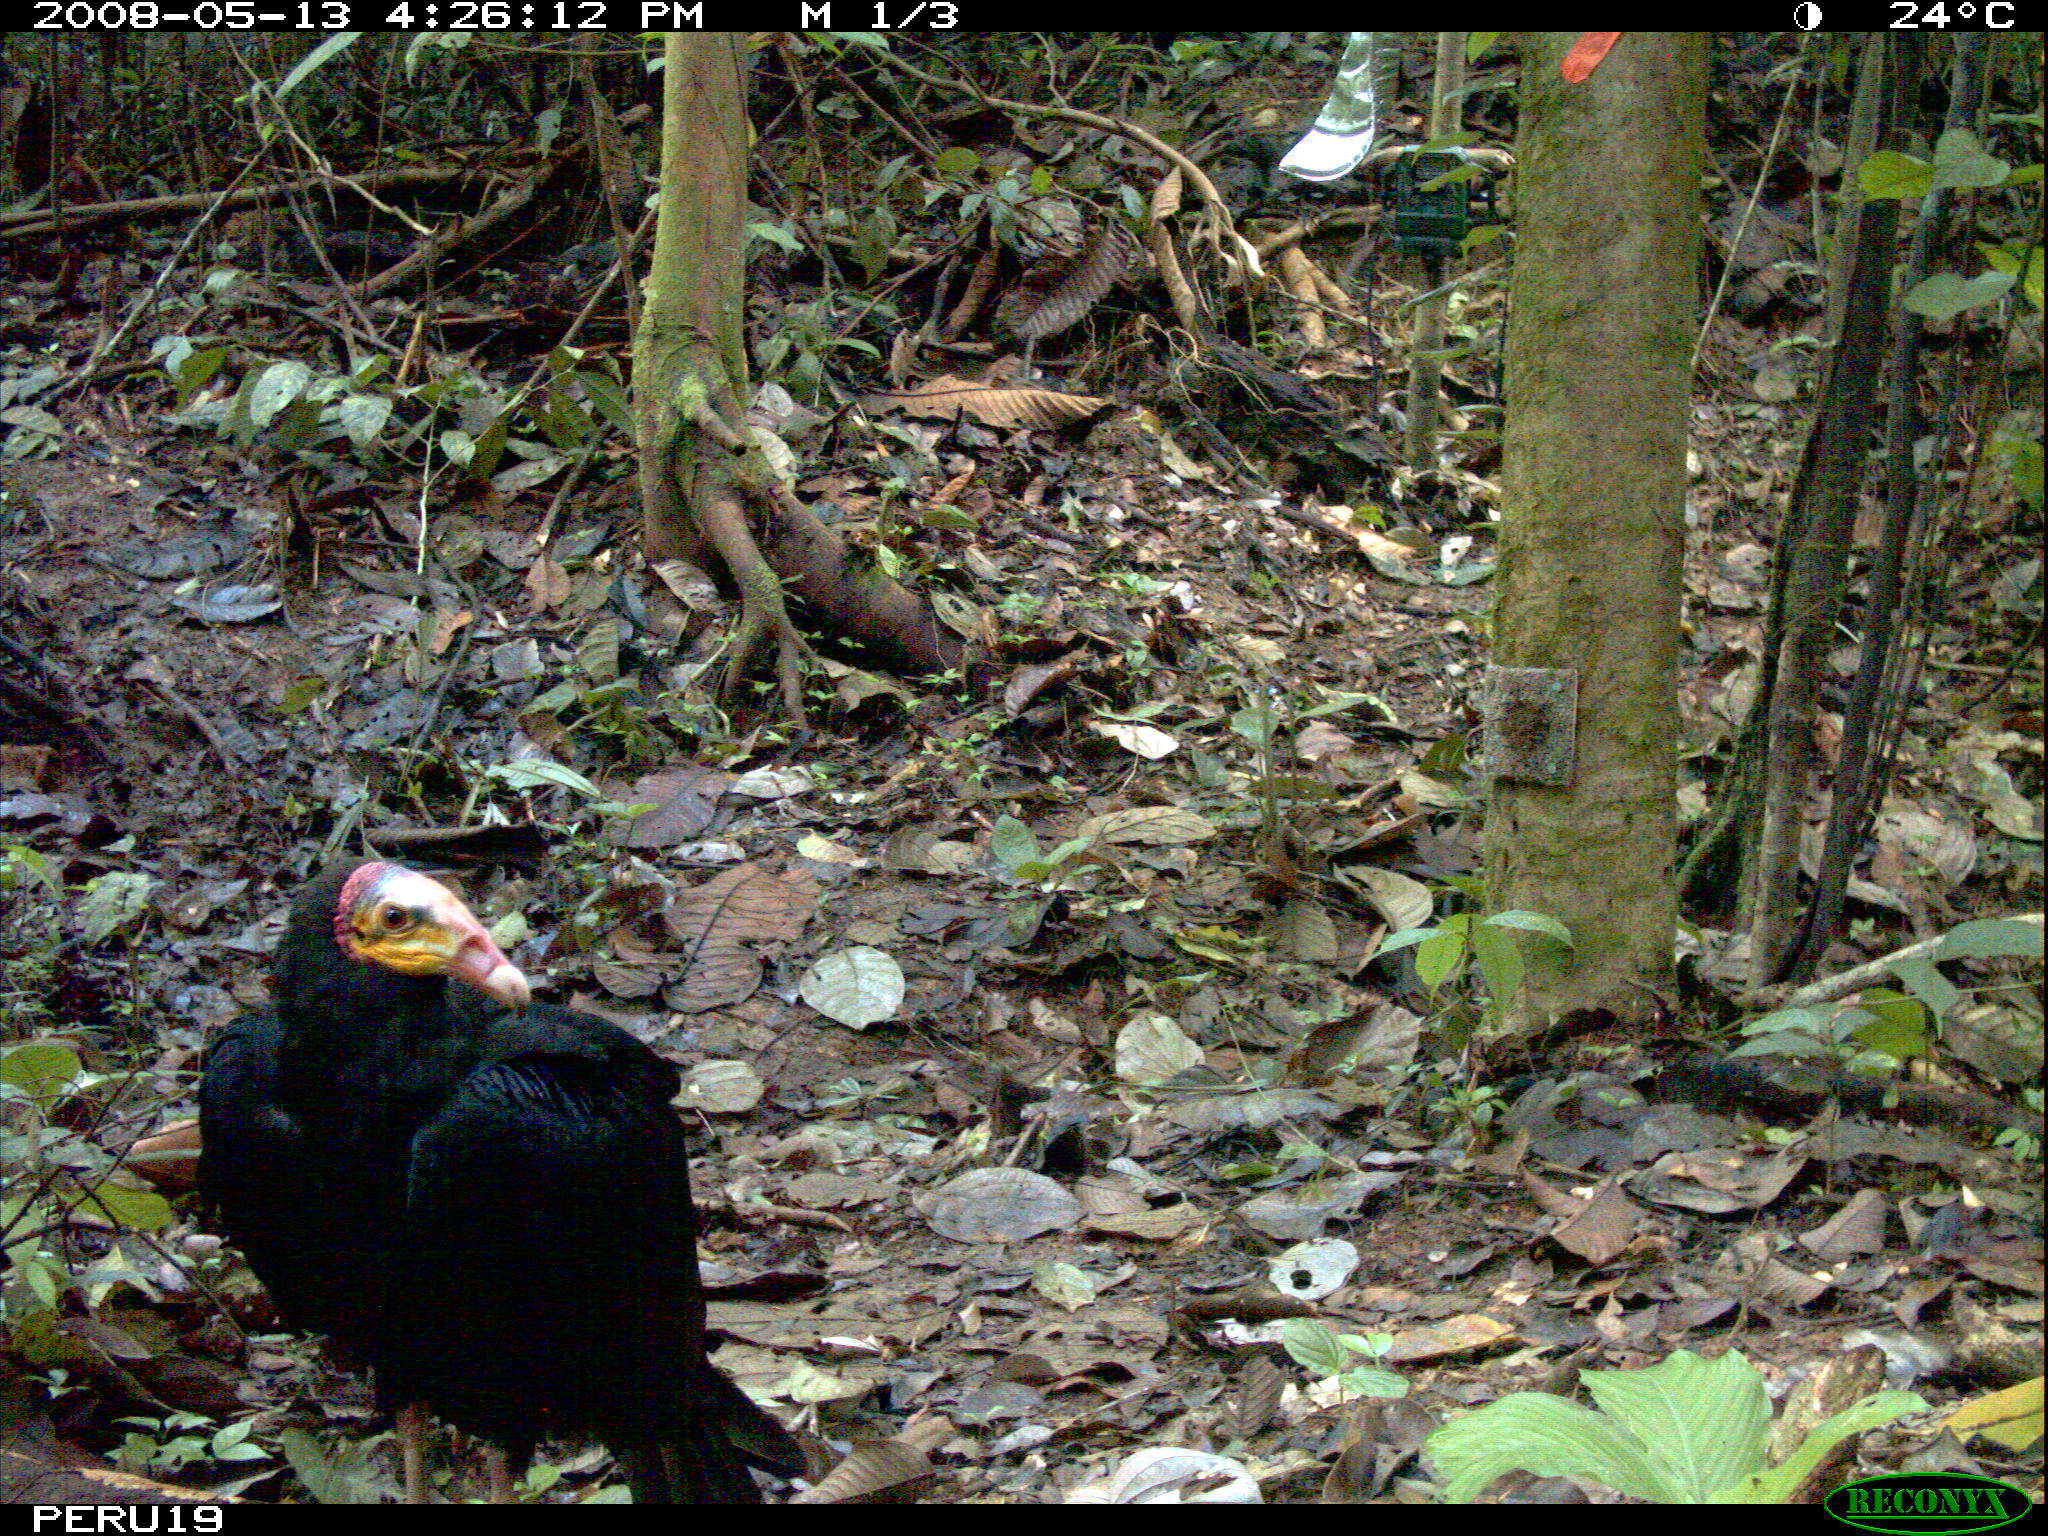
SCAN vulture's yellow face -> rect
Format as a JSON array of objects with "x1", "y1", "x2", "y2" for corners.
[{"x1": 336, "y1": 862, "x2": 531, "y2": 1008}]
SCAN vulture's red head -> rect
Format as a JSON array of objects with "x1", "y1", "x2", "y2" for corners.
[{"x1": 329, "y1": 861, "x2": 531, "y2": 1009}]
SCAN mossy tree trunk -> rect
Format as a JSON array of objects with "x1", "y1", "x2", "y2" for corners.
[{"x1": 1483, "y1": 33, "x2": 1708, "y2": 1027}]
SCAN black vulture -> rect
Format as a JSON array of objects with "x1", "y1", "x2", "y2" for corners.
[{"x1": 199, "y1": 859, "x2": 800, "y2": 1503}]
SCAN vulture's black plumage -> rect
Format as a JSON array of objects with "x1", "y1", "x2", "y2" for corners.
[{"x1": 199, "y1": 859, "x2": 799, "y2": 1503}]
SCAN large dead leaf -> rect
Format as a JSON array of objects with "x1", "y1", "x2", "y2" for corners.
[
  {"x1": 995, "y1": 224, "x2": 1137, "y2": 342},
  {"x1": 859, "y1": 375, "x2": 1110, "y2": 430},
  {"x1": 662, "y1": 864, "x2": 817, "y2": 1013},
  {"x1": 916, "y1": 1168, "x2": 1083, "y2": 1243},
  {"x1": 1074, "y1": 806, "x2": 1216, "y2": 846}
]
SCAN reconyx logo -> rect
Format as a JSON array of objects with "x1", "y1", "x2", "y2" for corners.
[{"x1": 1824, "y1": 1473, "x2": 2033, "y2": 1535}]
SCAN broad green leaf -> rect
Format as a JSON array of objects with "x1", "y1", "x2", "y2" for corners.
[
  {"x1": 278, "y1": 678, "x2": 327, "y2": 714},
  {"x1": 1929, "y1": 127, "x2": 2009, "y2": 192},
  {"x1": 247, "y1": 360, "x2": 311, "y2": 429},
  {"x1": 1840, "y1": 988, "x2": 1930, "y2": 1058},
  {"x1": 1341, "y1": 1365, "x2": 1409, "y2": 1398},
  {"x1": 80, "y1": 1182, "x2": 175, "y2": 1234},
  {"x1": 1229, "y1": 701, "x2": 1277, "y2": 749},
  {"x1": 1282, "y1": 1318, "x2": 1351, "y2": 1378},
  {"x1": 1903, "y1": 271, "x2": 2015, "y2": 321},
  {"x1": 2, "y1": 1042, "x2": 81, "y2": 1102},
  {"x1": 746, "y1": 221, "x2": 803, "y2": 254},
  {"x1": 1887, "y1": 955, "x2": 1960, "y2": 1020},
  {"x1": 575, "y1": 371, "x2": 633, "y2": 438},
  {"x1": 172, "y1": 347, "x2": 229, "y2": 411},
  {"x1": 1858, "y1": 150, "x2": 1931, "y2": 201},
  {"x1": 1, "y1": 845, "x2": 60, "y2": 893},
  {"x1": 1980, "y1": 242, "x2": 2045, "y2": 309},
  {"x1": 1581, "y1": 1350, "x2": 1770, "y2": 1502},
  {"x1": 1430, "y1": 1392, "x2": 1684, "y2": 1503},
  {"x1": 989, "y1": 815, "x2": 1042, "y2": 873},
  {"x1": 336, "y1": 393, "x2": 391, "y2": 449},
  {"x1": 1742, "y1": 1006, "x2": 1830, "y2": 1038},
  {"x1": 1935, "y1": 917, "x2": 2043, "y2": 962},
  {"x1": 437, "y1": 428, "x2": 475, "y2": 468}
]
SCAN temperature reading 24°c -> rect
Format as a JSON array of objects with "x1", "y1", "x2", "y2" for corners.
[{"x1": 1891, "y1": 0, "x2": 2018, "y2": 25}]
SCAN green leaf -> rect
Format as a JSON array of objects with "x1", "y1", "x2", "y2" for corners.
[
  {"x1": 1980, "y1": 242, "x2": 2045, "y2": 310},
  {"x1": 1903, "y1": 270, "x2": 2016, "y2": 321},
  {"x1": 438, "y1": 428, "x2": 475, "y2": 468},
  {"x1": 527, "y1": 681, "x2": 579, "y2": 715},
  {"x1": 989, "y1": 816, "x2": 1042, "y2": 874},
  {"x1": 1581, "y1": 1349, "x2": 1770, "y2": 1502},
  {"x1": 2, "y1": 1041, "x2": 82, "y2": 1102},
  {"x1": 1338, "y1": 1331, "x2": 1392, "y2": 1360},
  {"x1": 1376, "y1": 925, "x2": 1437, "y2": 955},
  {"x1": 1741, "y1": 1006, "x2": 1830, "y2": 1039},
  {"x1": 26, "y1": 1257, "x2": 64, "y2": 1309},
  {"x1": 1716, "y1": 1391, "x2": 1926, "y2": 1503},
  {"x1": 1229, "y1": 701, "x2": 1277, "y2": 749},
  {"x1": 1886, "y1": 955, "x2": 1960, "y2": 1021},
  {"x1": 933, "y1": 146, "x2": 980, "y2": 180},
  {"x1": 1414, "y1": 928, "x2": 1466, "y2": 994},
  {"x1": 1341, "y1": 1365, "x2": 1409, "y2": 1398},
  {"x1": 247, "y1": 360, "x2": 312, "y2": 430},
  {"x1": 78, "y1": 872, "x2": 155, "y2": 945},
  {"x1": 275, "y1": 32, "x2": 359, "y2": 101},
  {"x1": 1929, "y1": 127, "x2": 2009, "y2": 192},
  {"x1": 1, "y1": 844, "x2": 60, "y2": 894},
  {"x1": 1840, "y1": 988, "x2": 1931, "y2": 1058},
  {"x1": 335, "y1": 393, "x2": 392, "y2": 449},
  {"x1": 746, "y1": 221, "x2": 803, "y2": 254},
  {"x1": 1429, "y1": 1392, "x2": 1685, "y2": 1503},
  {"x1": 1282, "y1": 1317, "x2": 1350, "y2": 1378},
  {"x1": 1044, "y1": 837, "x2": 1094, "y2": 869},
  {"x1": 577, "y1": 618, "x2": 621, "y2": 685},
  {"x1": 278, "y1": 677, "x2": 328, "y2": 715},
  {"x1": 1858, "y1": 151, "x2": 1931, "y2": 201},
  {"x1": 1482, "y1": 910, "x2": 1574, "y2": 949},
  {"x1": 485, "y1": 759, "x2": 604, "y2": 801},
  {"x1": 1469, "y1": 923, "x2": 1524, "y2": 1013},
  {"x1": 80, "y1": 1182, "x2": 175, "y2": 1234},
  {"x1": 171, "y1": 347, "x2": 229, "y2": 411},
  {"x1": 575, "y1": 371, "x2": 633, "y2": 438},
  {"x1": 1934, "y1": 917, "x2": 2044, "y2": 962}
]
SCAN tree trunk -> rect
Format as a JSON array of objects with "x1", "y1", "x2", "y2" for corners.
[
  {"x1": 1483, "y1": 33, "x2": 1707, "y2": 1028},
  {"x1": 634, "y1": 34, "x2": 961, "y2": 719}
]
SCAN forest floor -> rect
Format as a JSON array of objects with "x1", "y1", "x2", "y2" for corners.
[{"x1": 0, "y1": 38, "x2": 2040, "y2": 1506}]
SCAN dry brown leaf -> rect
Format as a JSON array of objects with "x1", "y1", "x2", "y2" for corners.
[
  {"x1": 859, "y1": 375, "x2": 1110, "y2": 430},
  {"x1": 662, "y1": 864, "x2": 816, "y2": 1013},
  {"x1": 791, "y1": 1438, "x2": 936, "y2": 1505}
]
